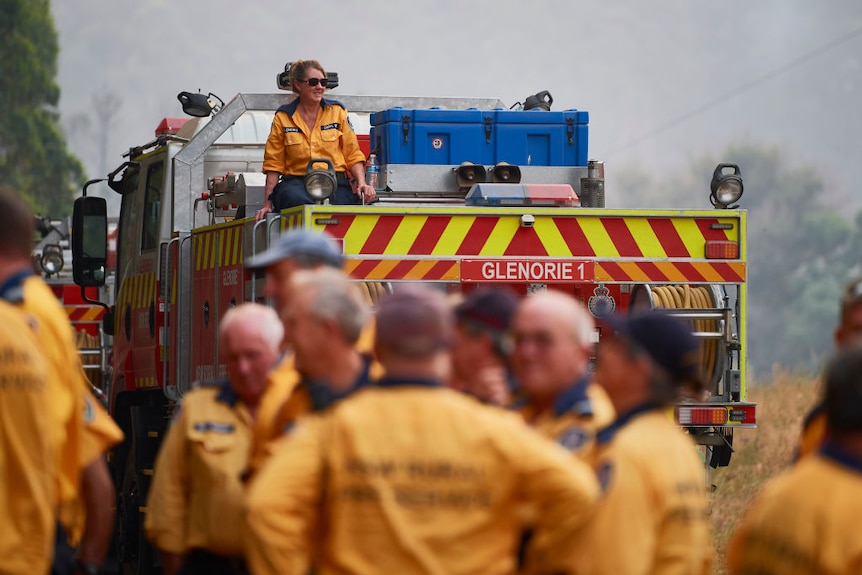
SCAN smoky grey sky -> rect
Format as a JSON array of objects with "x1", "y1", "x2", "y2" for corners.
[{"x1": 52, "y1": 1, "x2": 862, "y2": 212}]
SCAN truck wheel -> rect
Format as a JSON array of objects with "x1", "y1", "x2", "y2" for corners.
[{"x1": 116, "y1": 450, "x2": 159, "y2": 575}]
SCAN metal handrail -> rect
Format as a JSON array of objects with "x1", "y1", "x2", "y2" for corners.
[{"x1": 162, "y1": 236, "x2": 181, "y2": 400}]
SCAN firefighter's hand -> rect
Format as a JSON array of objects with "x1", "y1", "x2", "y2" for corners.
[
  {"x1": 357, "y1": 184, "x2": 376, "y2": 203},
  {"x1": 471, "y1": 366, "x2": 511, "y2": 407},
  {"x1": 255, "y1": 204, "x2": 272, "y2": 222}
]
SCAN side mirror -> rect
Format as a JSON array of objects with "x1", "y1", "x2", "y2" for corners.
[{"x1": 72, "y1": 196, "x2": 108, "y2": 287}]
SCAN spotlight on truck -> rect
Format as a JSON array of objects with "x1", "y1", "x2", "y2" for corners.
[
  {"x1": 177, "y1": 91, "x2": 224, "y2": 117},
  {"x1": 710, "y1": 163, "x2": 744, "y2": 209},
  {"x1": 304, "y1": 158, "x2": 337, "y2": 201}
]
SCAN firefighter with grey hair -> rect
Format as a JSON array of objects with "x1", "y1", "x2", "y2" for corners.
[{"x1": 245, "y1": 285, "x2": 599, "y2": 575}]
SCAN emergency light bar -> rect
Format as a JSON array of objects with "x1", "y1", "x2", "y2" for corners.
[
  {"x1": 465, "y1": 183, "x2": 578, "y2": 207},
  {"x1": 675, "y1": 404, "x2": 756, "y2": 427},
  {"x1": 155, "y1": 117, "x2": 189, "y2": 137}
]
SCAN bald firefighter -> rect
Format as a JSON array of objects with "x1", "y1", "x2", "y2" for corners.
[
  {"x1": 0, "y1": 301, "x2": 57, "y2": 575},
  {"x1": 728, "y1": 345, "x2": 862, "y2": 574},
  {"x1": 510, "y1": 290, "x2": 615, "y2": 457},
  {"x1": 570, "y1": 311, "x2": 713, "y2": 575},
  {"x1": 0, "y1": 191, "x2": 123, "y2": 575},
  {"x1": 145, "y1": 303, "x2": 282, "y2": 575},
  {"x1": 245, "y1": 285, "x2": 600, "y2": 575}
]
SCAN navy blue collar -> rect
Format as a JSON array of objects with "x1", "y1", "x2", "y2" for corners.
[
  {"x1": 596, "y1": 402, "x2": 659, "y2": 445},
  {"x1": 375, "y1": 375, "x2": 443, "y2": 390},
  {"x1": 803, "y1": 401, "x2": 825, "y2": 429},
  {"x1": 0, "y1": 268, "x2": 33, "y2": 303},
  {"x1": 553, "y1": 375, "x2": 594, "y2": 417},
  {"x1": 305, "y1": 354, "x2": 373, "y2": 412},
  {"x1": 820, "y1": 440, "x2": 862, "y2": 474},
  {"x1": 214, "y1": 379, "x2": 240, "y2": 407},
  {"x1": 276, "y1": 97, "x2": 343, "y2": 117}
]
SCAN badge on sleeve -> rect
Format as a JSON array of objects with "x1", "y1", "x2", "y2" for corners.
[
  {"x1": 558, "y1": 427, "x2": 588, "y2": 451},
  {"x1": 597, "y1": 461, "x2": 614, "y2": 494},
  {"x1": 83, "y1": 395, "x2": 95, "y2": 424}
]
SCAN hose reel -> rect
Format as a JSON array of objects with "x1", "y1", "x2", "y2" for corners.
[{"x1": 628, "y1": 284, "x2": 728, "y2": 394}]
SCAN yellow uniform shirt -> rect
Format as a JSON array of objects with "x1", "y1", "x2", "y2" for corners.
[
  {"x1": 249, "y1": 323, "x2": 378, "y2": 476},
  {"x1": 0, "y1": 302, "x2": 57, "y2": 575},
  {"x1": 61, "y1": 389, "x2": 126, "y2": 544},
  {"x1": 262, "y1": 98, "x2": 366, "y2": 177},
  {"x1": 727, "y1": 443, "x2": 862, "y2": 574},
  {"x1": 145, "y1": 383, "x2": 254, "y2": 557},
  {"x1": 247, "y1": 354, "x2": 301, "y2": 476},
  {"x1": 796, "y1": 402, "x2": 827, "y2": 460},
  {"x1": 14, "y1": 274, "x2": 125, "y2": 543},
  {"x1": 245, "y1": 377, "x2": 600, "y2": 575},
  {"x1": 4, "y1": 273, "x2": 86, "y2": 509},
  {"x1": 571, "y1": 405, "x2": 712, "y2": 575},
  {"x1": 519, "y1": 376, "x2": 616, "y2": 458}
]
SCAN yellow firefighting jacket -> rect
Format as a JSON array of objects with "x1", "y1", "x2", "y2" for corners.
[
  {"x1": 61, "y1": 389, "x2": 125, "y2": 544},
  {"x1": 247, "y1": 353, "x2": 301, "y2": 476},
  {"x1": 727, "y1": 442, "x2": 862, "y2": 574},
  {"x1": 244, "y1": 378, "x2": 600, "y2": 575},
  {"x1": 262, "y1": 98, "x2": 366, "y2": 177},
  {"x1": 145, "y1": 383, "x2": 254, "y2": 557},
  {"x1": 518, "y1": 376, "x2": 616, "y2": 458},
  {"x1": 249, "y1": 323, "x2": 378, "y2": 476},
  {"x1": 0, "y1": 301, "x2": 57, "y2": 575},
  {"x1": 15, "y1": 273, "x2": 125, "y2": 543},
  {"x1": 570, "y1": 405, "x2": 712, "y2": 575},
  {"x1": 2, "y1": 272, "x2": 85, "y2": 509}
]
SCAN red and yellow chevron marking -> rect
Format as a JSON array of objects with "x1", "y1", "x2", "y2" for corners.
[
  {"x1": 311, "y1": 210, "x2": 743, "y2": 260},
  {"x1": 280, "y1": 212, "x2": 305, "y2": 231},
  {"x1": 135, "y1": 376, "x2": 159, "y2": 389},
  {"x1": 117, "y1": 272, "x2": 158, "y2": 311},
  {"x1": 193, "y1": 224, "x2": 244, "y2": 272},
  {"x1": 66, "y1": 306, "x2": 105, "y2": 322},
  {"x1": 345, "y1": 259, "x2": 459, "y2": 281},
  {"x1": 595, "y1": 261, "x2": 746, "y2": 283},
  {"x1": 345, "y1": 258, "x2": 746, "y2": 282}
]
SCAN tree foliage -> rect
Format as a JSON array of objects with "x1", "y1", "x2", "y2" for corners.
[
  {"x1": 0, "y1": 0, "x2": 84, "y2": 216},
  {"x1": 616, "y1": 143, "x2": 862, "y2": 375}
]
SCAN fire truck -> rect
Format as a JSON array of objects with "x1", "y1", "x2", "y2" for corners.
[
  {"x1": 33, "y1": 216, "x2": 114, "y2": 396},
  {"x1": 71, "y1": 77, "x2": 753, "y2": 573}
]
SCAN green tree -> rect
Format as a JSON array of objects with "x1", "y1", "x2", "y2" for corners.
[
  {"x1": 0, "y1": 0, "x2": 84, "y2": 216},
  {"x1": 617, "y1": 143, "x2": 862, "y2": 375}
]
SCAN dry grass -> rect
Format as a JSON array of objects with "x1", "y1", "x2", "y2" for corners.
[{"x1": 708, "y1": 370, "x2": 820, "y2": 574}]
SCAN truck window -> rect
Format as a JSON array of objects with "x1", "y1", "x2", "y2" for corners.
[
  {"x1": 142, "y1": 162, "x2": 165, "y2": 252},
  {"x1": 116, "y1": 168, "x2": 141, "y2": 287}
]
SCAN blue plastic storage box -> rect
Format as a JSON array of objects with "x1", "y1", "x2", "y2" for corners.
[
  {"x1": 371, "y1": 107, "x2": 495, "y2": 165},
  {"x1": 493, "y1": 109, "x2": 588, "y2": 167}
]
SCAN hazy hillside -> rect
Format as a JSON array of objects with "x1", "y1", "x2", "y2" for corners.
[{"x1": 52, "y1": 0, "x2": 862, "y2": 213}]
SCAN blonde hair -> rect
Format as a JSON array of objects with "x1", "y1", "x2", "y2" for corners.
[{"x1": 289, "y1": 59, "x2": 326, "y2": 94}]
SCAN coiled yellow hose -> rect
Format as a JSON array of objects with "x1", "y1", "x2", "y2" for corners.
[{"x1": 649, "y1": 285, "x2": 718, "y2": 385}]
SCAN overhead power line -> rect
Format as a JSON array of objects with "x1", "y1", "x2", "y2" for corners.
[{"x1": 604, "y1": 22, "x2": 862, "y2": 156}]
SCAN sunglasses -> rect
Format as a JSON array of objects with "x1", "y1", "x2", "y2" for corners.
[{"x1": 299, "y1": 77, "x2": 329, "y2": 88}]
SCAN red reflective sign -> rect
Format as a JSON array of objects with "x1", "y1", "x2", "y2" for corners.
[{"x1": 461, "y1": 259, "x2": 595, "y2": 283}]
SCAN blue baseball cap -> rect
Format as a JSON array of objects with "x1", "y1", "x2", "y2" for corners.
[
  {"x1": 606, "y1": 311, "x2": 706, "y2": 391},
  {"x1": 454, "y1": 288, "x2": 519, "y2": 333},
  {"x1": 246, "y1": 230, "x2": 343, "y2": 270}
]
